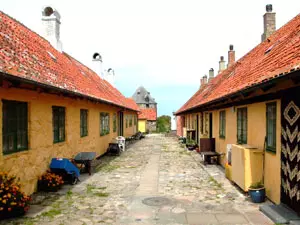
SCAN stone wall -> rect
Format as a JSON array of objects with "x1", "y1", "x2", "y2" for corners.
[
  {"x1": 147, "y1": 121, "x2": 157, "y2": 133},
  {"x1": 0, "y1": 87, "x2": 137, "y2": 194}
]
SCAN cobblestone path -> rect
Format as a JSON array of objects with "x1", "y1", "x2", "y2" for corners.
[{"x1": 3, "y1": 134, "x2": 273, "y2": 225}]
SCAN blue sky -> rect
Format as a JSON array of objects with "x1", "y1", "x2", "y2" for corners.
[{"x1": 1, "y1": 0, "x2": 300, "y2": 125}]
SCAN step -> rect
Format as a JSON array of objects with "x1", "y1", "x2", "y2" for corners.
[{"x1": 260, "y1": 204, "x2": 300, "y2": 224}]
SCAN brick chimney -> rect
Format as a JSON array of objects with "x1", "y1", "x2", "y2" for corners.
[
  {"x1": 42, "y1": 6, "x2": 62, "y2": 52},
  {"x1": 261, "y1": 4, "x2": 276, "y2": 42},
  {"x1": 209, "y1": 68, "x2": 214, "y2": 81},
  {"x1": 218, "y1": 56, "x2": 226, "y2": 73},
  {"x1": 227, "y1": 45, "x2": 235, "y2": 67},
  {"x1": 92, "y1": 53, "x2": 104, "y2": 78}
]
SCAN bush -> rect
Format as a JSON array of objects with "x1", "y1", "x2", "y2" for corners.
[
  {"x1": 0, "y1": 172, "x2": 31, "y2": 219},
  {"x1": 38, "y1": 171, "x2": 64, "y2": 192}
]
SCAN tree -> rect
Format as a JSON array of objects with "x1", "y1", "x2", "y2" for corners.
[{"x1": 156, "y1": 115, "x2": 171, "y2": 133}]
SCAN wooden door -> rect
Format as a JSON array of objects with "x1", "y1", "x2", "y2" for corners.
[{"x1": 281, "y1": 88, "x2": 300, "y2": 214}]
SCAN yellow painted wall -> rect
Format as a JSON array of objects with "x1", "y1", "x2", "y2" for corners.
[
  {"x1": 124, "y1": 112, "x2": 138, "y2": 137},
  {"x1": 183, "y1": 99, "x2": 281, "y2": 204},
  {"x1": 0, "y1": 87, "x2": 137, "y2": 194},
  {"x1": 212, "y1": 101, "x2": 281, "y2": 204},
  {"x1": 138, "y1": 119, "x2": 146, "y2": 133}
]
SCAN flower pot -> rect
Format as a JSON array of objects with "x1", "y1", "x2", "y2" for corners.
[{"x1": 248, "y1": 187, "x2": 265, "y2": 203}]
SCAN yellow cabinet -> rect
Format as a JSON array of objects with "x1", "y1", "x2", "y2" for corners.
[
  {"x1": 138, "y1": 120, "x2": 146, "y2": 133},
  {"x1": 231, "y1": 144, "x2": 264, "y2": 191}
]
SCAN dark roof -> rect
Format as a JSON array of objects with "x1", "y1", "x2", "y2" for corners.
[
  {"x1": 132, "y1": 86, "x2": 157, "y2": 104},
  {"x1": 0, "y1": 11, "x2": 138, "y2": 111},
  {"x1": 176, "y1": 13, "x2": 300, "y2": 114}
]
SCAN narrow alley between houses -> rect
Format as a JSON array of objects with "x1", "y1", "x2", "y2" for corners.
[{"x1": 4, "y1": 134, "x2": 273, "y2": 225}]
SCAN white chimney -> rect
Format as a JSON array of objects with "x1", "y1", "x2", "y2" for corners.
[
  {"x1": 42, "y1": 6, "x2": 62, "y2": 52},
  {"x1": 209, "y1": 68, "x2": 214, "y2": 81},
  {"x1": 218, "y1": 56, "x2": 226, "y2": 73},
  {"x1": 104, "y1": 68, "x2": 115, "y2": 86},
  {"x1": 203, "y1": 75, "x2": 207, "y2": 84},
  {"x1": 92, "y1": 53, "x2": 104, "y2": 78}
]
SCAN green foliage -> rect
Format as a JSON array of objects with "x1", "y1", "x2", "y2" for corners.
[
  {"x1": 249, "y1": 181, "x2": 264, "y2": 189},
  {"x1": 0, "y1": 172, "x2": 31, "y2": 219},
  {"x1": 157, "y1": 115, "x2": 171, "y2": 133}
]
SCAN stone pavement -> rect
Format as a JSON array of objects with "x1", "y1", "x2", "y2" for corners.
[{"x1": 2, "y1": 134, "x2": 273, "y2": 225}]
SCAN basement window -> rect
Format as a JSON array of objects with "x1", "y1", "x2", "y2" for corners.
[{"x1": 2, "y1": 100, "x2": 28, "y2": 154}]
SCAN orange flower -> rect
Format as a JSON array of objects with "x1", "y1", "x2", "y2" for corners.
[
  {"x1": 7, "y1": 193, "x2": 11, "y2": 198},
  {"x1": 2, "y1": 200, "x2": 6, "y2": 204},
  {"x1": 0, "y1": 207, "x2": 3, "y2": 211}
]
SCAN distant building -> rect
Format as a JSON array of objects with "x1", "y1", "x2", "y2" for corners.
[{"x1": 132, "y1": 86, "x2": 157, "y2": 132}]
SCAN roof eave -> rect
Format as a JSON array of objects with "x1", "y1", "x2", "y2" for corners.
[
  {"x1": 0, "y1": 72, "x2": 138, "y2": 112},
  {"x1": 175, "y1": 69, "x2": 300, "y2": 115}
]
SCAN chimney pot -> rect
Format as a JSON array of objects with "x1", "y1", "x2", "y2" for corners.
[
  {"x1": 266, "y1": 4, "x2": 272, "y2": 12},
  {"x1": 220, "y1": 56, "x2": 224, "y2": 61},
  {"x1": 229, "y1": 44, "x2": 234, "y2": 51},
  {"x1": 92, "y1": 52, "x2": 104, "y2": 78}
]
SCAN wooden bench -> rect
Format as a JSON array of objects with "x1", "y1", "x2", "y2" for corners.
[{"x1": 201, "y1": 151, "x2": 221, "y2": 165}]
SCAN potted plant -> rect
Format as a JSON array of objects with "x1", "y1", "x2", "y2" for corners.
[
  {"x1": 38, "y1": 171, "x2": 64, "y2": 192},
  {"x1": 186, "y1": 139, "x2": 197, "y2": 151},
  {"x1": 248, "y1": 181, "x2": 265, "y2": 203},
  {"x1": 0, "y1": 172, "x2": 31, "y2": 219}
]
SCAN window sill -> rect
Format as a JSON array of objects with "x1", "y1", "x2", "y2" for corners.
[
  {"x1": 53, "y1": 140, "x2": 65, "y2": 144},
  {"x1": 266, "y1": 147, "x2": 276, "y2": 154},
  {"x1": 3, "y1": 149, "x2": 29, "y2": 156},
  {"x1": 80, "y1": 135, "x2": 88, "y2": 138},
  {"x1": 219, "y1": 136, "x2": 226, "y2": 139}
]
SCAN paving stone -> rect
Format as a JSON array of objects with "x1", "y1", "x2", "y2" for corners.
[
  {"x1": 244, "y1": 211, "x2": 273, "y2": 225},
  {"x1": 186, "y1": 212, "x2": 218, "y2": 224},
  {"x1": 215, "y1": 213, "x2": 248, "y2": 224},
  {"x1": 0, "y1": 135, "x2": 274, "y2": 225}
]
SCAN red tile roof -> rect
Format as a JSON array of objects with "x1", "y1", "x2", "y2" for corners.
[
  {"x1": 0, "y1": 11, "x2": 138, "y2": 111},
  {"x1": 176, "y1": 14, "x2": 300, "y2": 114},
  {"x1": 138, "y1": 108, "x2": 157, "y2": 121},
  {"x1": 125, "y1": 98, "x2": 140, "y2": 111}
]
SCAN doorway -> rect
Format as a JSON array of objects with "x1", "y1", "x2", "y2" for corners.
[
  {"x1": 196, "y1": 114, "x2": 199, "y2": 144},
  {"x1": 281, "y1": 88, "x2": 300, "y2": 215},
  {"x1": 118, "y1": 111, "x2": 124, "y2": 136},
  {"x1": 209, "y1": 113, "x2": 213, "y2": 138}
]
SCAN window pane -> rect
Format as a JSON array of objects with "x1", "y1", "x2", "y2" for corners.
[
  {"x1": 2, "y1": 100, "x2": 28, "y2": 153},
  {"x1": 53, "y1": 106, "x2": 65, "y2": 143},
  {"x1": 266, "y1": 103, "x2": 276, "y2": 151}
]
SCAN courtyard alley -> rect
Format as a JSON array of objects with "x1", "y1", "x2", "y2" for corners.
[{"x1": 3, "y1": 134, "x2": 273, "y2": 225}]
